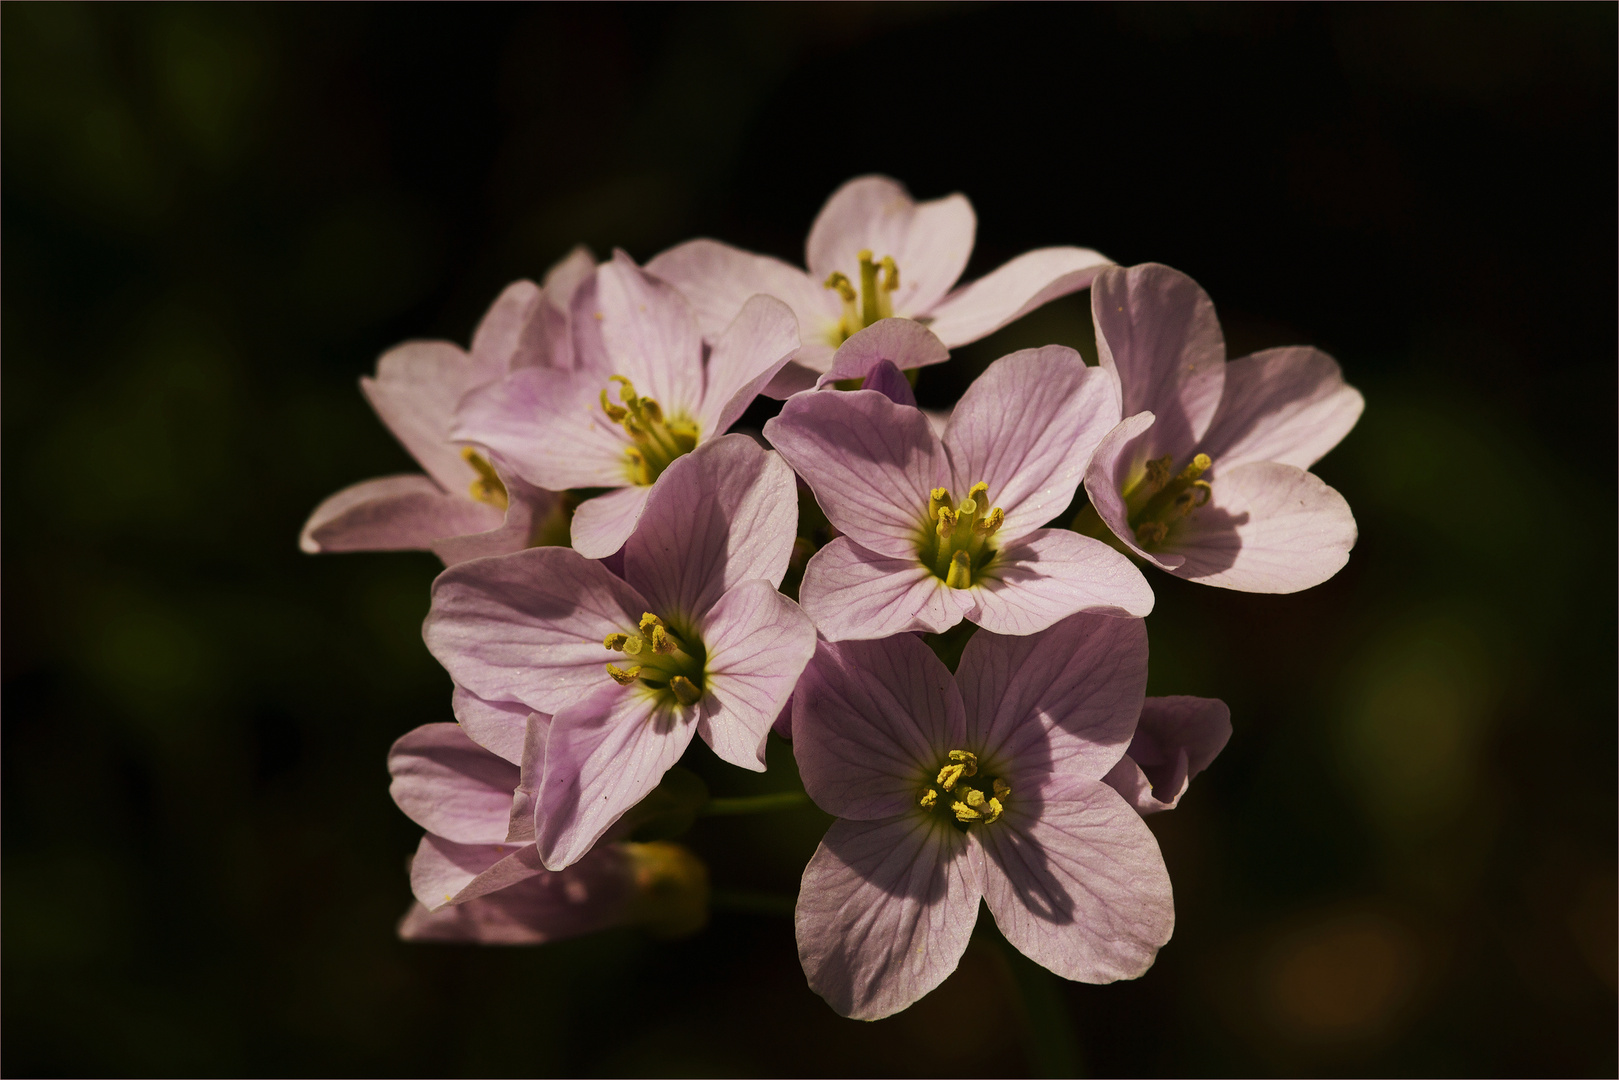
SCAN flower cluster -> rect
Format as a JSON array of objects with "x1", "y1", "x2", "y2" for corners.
[{"x1": 305, "y1": 175, "x2": 1360, "y2": 1019}]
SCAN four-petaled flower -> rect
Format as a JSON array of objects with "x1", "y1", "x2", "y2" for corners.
[{"x1": 790, "y1": 615, "x2": 1174, "y2": 1019}]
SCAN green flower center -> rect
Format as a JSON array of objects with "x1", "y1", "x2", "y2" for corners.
[
  {"x1": 1122, "y1": 453, "x2": 1213, "y2": 550},
  {"x1": 917, "y1": 482, "x2": 1004, "y2": 589},
  {"x1": 604, "y1": 612, "x2": 707, "y2": 708},
  {"x1": 600, "y1": 376, "x2": 699, "y2": 486},
  {"x1": 918, "y1": 749, "x2": 1011, "y2": 829},
  {"x1": 823, "y1": 248, "x2": 901, "y2": 346}
]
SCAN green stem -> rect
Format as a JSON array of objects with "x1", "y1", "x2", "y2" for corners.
[
  {"x1": 708, "y1": 890, "x2": 796, "y2": 918},
  {"x1": 700, "y1": 791, "x2": 810, "y2": 816},
  {"x1": 995, "y1": 931, "x2": 1084, "y2": 1078}
]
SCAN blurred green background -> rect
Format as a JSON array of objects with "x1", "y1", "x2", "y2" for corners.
[{"x1": 4, "y1": 4, "x2": 1614, "y2": 1075}]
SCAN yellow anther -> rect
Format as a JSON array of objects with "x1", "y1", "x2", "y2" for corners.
[
  {"x1": 600, "y1": 389, "x2": 628, "y2": 422},
  {"x1": 937, "y1": 750, "x2": 978, "y2": 791},
  {"x1": 981, "y1": 798, "x2": 1004, "y2": 824},
  {"x1": 993, "y1": 778, "x2": 1011, "y2": 800},
  {"x1": 1144, "y1": 455, "x2": 1174, "y2": 490},
  {"x1": 936, "y1": 764, "x2": 966, "y2": 791},
  {"x1": 879, "y1": 255, "x2": 899, "y2": 294},
  {"x1": 1135, "y1": 521, "x2": 1169, "y2": 547},
  {"x1": 649, "y1": 624, "x2": 676, "y2": 654},
  {"x1": 928, "y1": 488, "x2": 953, "y2": 518},
  {"x1": 951, "y1": 800, "x2": 982, "y2": 823},
  {"x1": 964, "y1": 788, "x2": 987, "y2": 809},
  {"x1": 640, "y1": 397, "x2": 665, "y2": 424},
  {"x1": 620, "y1": 635, "x2": 646, "y2": 656},
  {"x1": 974, "y1": 507, "x2": 1004, "y2": 536},
  {"x1": 460, "y1": 447, "x2": 509, "y2": 511},
  {"x1": 919, "y1": 788, "x2": 938, "y2": 809},
  {"x1": 669, "y1": 675, "x2": 701, "y2": 706},
  {"x1": 945, "y1": 549, "x2": 973, "y2": 589},
  {"x1": 611, "y1": 375, "x2": 638, "y2": 404},
  {"x1": 1180, "y1": 453, "x2": 1212, "y2": 484},
  {"x1": 606, "y1": 663, "x2": 642, "y2": 685},
  {"x1": 639, "y1": 613, "x2": 664, "y2": 635},
  {"x1": 966, "y1": 481, "x2": 988, "y2": 505},
  {"x1": 949, "y1": 749, "x2": 978, "y2": 767},
  {"x1": 604, "y1": 632, "x2": 631, "y2": 651},
  {"x1": 823, "y1": 271, "x2": 857, "y2": 303}
]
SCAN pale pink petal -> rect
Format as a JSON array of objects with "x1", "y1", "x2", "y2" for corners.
[
  {"x1": 388, "y1": 723, "x2": 518, "y2": 844},
  {"x1": 956, "y1": 612, "x2": 1148, "y2": 781},
  {"x1": 570, "y1": 484, "x2": 653, "y2": 560},
  {"x1": 625, "y1": 435, "x2": 798, "y2": 619},
  {"x1": 1092, "y1": 263, "x2": 1226, "y2": 463},
  {"x1": 398, "y1": 843, "x2": 635, "y2": 945},
  {"x1": 979, "y1": 775, "x2": 1173, "y2": 983},
  {"x1": 452, "y1": 366, "x2": 631, "y2": 490},
  {"x1": 1103, "y1": 695, "x2": 1231, "y2": 814},
  {"x1": 792, "y1": 635, "x2": 967, "y2": 820},
  {"x1": 796, "y1": 815, "x2": 981, "y2": 1020},
  {"x1": 535, "y1": 686, "x2": 697, "y2": 870},
  {"x1": 587, "y1": 251, "x2": 705, "y2": 418},
  {"x1": 506, "y1": 711, "x2": 551, "y2": 844},
  {"x1": 1196, "y1": 346, "x2": 1365, "y2": 471},
  {"x1": 924, "y1": 246, "x2": 1113, "y2": 347},
  {"x1": 423, "y1": 547, "x2": 646, "y2": 715},
  {"x1": 805, "y1": 176, "x2": 975, "y2": 317},
  {"x1": 854, "y1": 359, "x2": 918, "y2": 408},
  {"x1": 761, "y1": 361, "x2": 824, "y2": 398},
  {"x1": 814, "y1": 318, "x2": 950, "y2": 387},
  {"x1": 362, "y1": 341, "x2": 500, "y2": 491},
  {"x1": 695, "y1": 580, "x2": 817, "y2": 771},
  {"x1": 1163, "y1": 461, "x2": 1357, "y2": 593},
  {"x1": 943, "y1": 347, "x2": 1121, "y2": 544},
  {"x1": 469, "y1": 279, "x2": 543, "y2": 371},
  {"x1": 646, "y1": 238, "x2": 838, "y2": 348},
  {"x1": 299, "y1": 474, "x2": 501, "y2": 555},
  {"x1": 409, "y1": 833, "x2": 546, "y2": 910},
  {"x1": 451, "y1": 686, "x2": 531, "y2": 766},
  {"x1": 968, "y1": 529, "x2": 1154, "y2": 635},
  {"x1": 529, "y1": 245, "x2": 597, "y2": 371},
  {"x1": 431, "y1": 467, "x2": 562, "y2": 566},
  {"x1": 763, "y1": 389, "x2": 947, "y2": 559},
  {"x1": 797, "y1": 537, "x2": 975, "y2": 641},
  {"x1": 1082, "y1": 412, "x2": 1183, "y2": 572},
  {"x1": 695, "y1": 295, "x2": 801, "y2": 436}
]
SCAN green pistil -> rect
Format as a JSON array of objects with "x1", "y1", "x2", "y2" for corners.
[
  {"x1": 604, "y1": 613, "x2": 707, "y2": 707},
  {"x1": 918, "y1": 481, "x2": 1004, "y2": 588},
  {"x1": 600, "y1": 376, "x2": 699, "y2": 486},
  {"x1": 824, "y1": 248, "x2": 900, "y2": 346}
]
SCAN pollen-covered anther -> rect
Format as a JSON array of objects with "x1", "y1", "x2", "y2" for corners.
[
  {"x1": 603, "y1": 632, "x2": 632, "y2": 651},
  {"x1": 669, "y1": 676, "x2": 701, "y2": 707},
  {"x1": 919, "y1": 788, "x2": 938, "y2": 809},
  {"x1": 824, "y1": 251, "x2": 902, "y2": 344},
  {"x1": 1127, "y1": 452, "x2": 1218, "y2": 550},
  {"x1": 928, "y1": 487, "x2": 953, "y2": 518},
  {"x1": 606, "y1": 663, "x2": 642, "y2": 685},
  {"x1": 945, "y1": 550, "x2": 973, "y2": 589},
  {"x1": 936, "y1": 749, "x2": 978, "y2": 791},
  {"x1": 920, "y1": 481, "x2": 1005, "y2": 589},
  {"x1": 460, "y1": 447, "x2": 509, "y2": 511},
  {"x1": 599, "y1": 376, "x2": 699, "y2": 486}
]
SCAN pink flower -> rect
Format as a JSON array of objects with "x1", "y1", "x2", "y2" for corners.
[
  {"x1": 452, "y1": 252, "x2": 800, "y2": 558},
  {"x1": 790, "y1": 616, "x2": 1174, "y2": 1020},
  {"x1": 648, "y1": 175, "x2": 1113, "y2": 395},
  {"x1": 1079, "y1": 263, "x2": 1363, "y2": 592},
  {"x1": 388, "y1": 721, "x2": 706, "y2": 944},
  {"x1": 1102, "y1": 696, "x2": 1231, "y2": 814},
  {"x1": 300, "y1": 250, "x2": 594, "y2": 564},
  {"x1": 762, "y1": 341, "x2": 1153, "y2": 640},
  {"x1": 423, "y1": 435, "x2": 815, "y2": 869}
]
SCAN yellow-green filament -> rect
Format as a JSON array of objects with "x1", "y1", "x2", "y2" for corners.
[
  {"x1": 917, "y1": 481, "x2": 1005, "y2": 589},
  {"x1": 599, "y1": 376, "x2": 699, "y2": 486},
  {"x1": 461, "y1": 447, "x2": 509, "y2": 511},
  {"x1": 824, "y1": 249, "x2": 902, "y2": 346},
  {"x1": 1116, "y1": 452, "x2": 1214, "y2": 550}
]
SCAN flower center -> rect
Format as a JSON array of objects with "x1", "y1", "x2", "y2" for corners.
[
  {"x1": 461, "y1": 447, "x2": 509, "y2": 511},
  {"x1": 600, "y1": 376, "x2": 700, "y2": 486},
  {"x1": 1123, "y1": 453, "x2": 1212, "y2": 549},
  {"x1": 918, "y1": 750, "x2": 1011, "y2": 828},
  {"x1": 603, "y1": 612, "x2": 707, "y2": 707},
  {"x1": 917, "y1": 482, "x2": 1004, "y2": 589},
  {"x1": 823, "y1": 248, "x2": 900, "y2": 346}
]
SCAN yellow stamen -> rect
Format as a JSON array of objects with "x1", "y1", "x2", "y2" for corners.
[
  {"x1": 604, "y1": 632, "x2": 631, "y2": 651},
  {"x1": 919, "y1": 789, "x2": 938, "y2": 809},
  {"x1": 669, "y1": 675, "x2": 701, "y2": 706},
  {"x1": 928, "y1": 487, "x2": 953, "y2": 518},
  {"x1": 606, "y1": 663, "x2": 642, "y2": 685},
  {"x1": 945, "y1": 550, "x2": 973, "y2": 589},
  {"x1": 460, "y1": 447, "x2": 509, "y2": 511}
]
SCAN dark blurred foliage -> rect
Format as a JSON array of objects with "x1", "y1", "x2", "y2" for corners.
[{"x1": 4, "y1": 3, "x2": 1614, "y2": 1076}]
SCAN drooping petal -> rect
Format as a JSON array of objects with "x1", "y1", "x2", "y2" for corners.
[
  {"x1": 956, "y1": 612, "x2": 1148, "y2": 782},
  {"x1": 792, "y1": 635, "x2": 967, "y2": 821},
  {"x1": 469, "y1": 279, "x2": 543, "y2": 371},
  {"x1": 431, "y1": 466, "x2": 562, "y2": 566},
  {"x1": 388, "y1": 723, "x2": 519, "y2": 844},
  {"x1": 526, "y1": 245, "x2": 597, "y2": 371},
  {"x1": 805, "y1": 176, "x2": 976, "y2": 317},
  {"x1": 506, "y1": 711, "x2": 551, "y2": 843},
  {"x1": 1195, "y1": 346, "x2": 1365, "y2": 471},
  {"x1": 535, "y1": 686, "x2": 698, "y2": 871},
  {"x1": 362, "y1": 341, "x2": 501, "y2": 492},
  {"x1": 1163, "y1": 460, "x2": 1357, "y2": 593},
  {"x1": 645, "y1": 237, "x2": 837, "y2": 349},
  {"x1": 625, "y1": 434, "x2": 797, "y2": 619},
  {"x1": 814, "y1": 318, "x2": 950, "y2": 388},
  {"x1": 763, "y1": 389, "x2": 948, "y2": 559},
  {"x1": 695, "y1": 295, "x2": 801, "y2": 437},
  {"x1": 409, "y1": 833, "x2": 546, "y2": 910},
  {"x1": 570, "y1": 484, "x2": 653, "y2": 560},
  {"x1": 451, "y1": 685, "x2": 532, "y2": 766},
  {"x1": 978, "y1": 775, "x2": 1173, "y2": 983},
  {"x1": 924, "y1": 246, "x2": 1113, "y2": 347},
  {"x1": 398, "y1": 843, "x2": 637, "y2": 944},
  {"x1": 1082, "y1": 412, "x2": 1183, "y2": 572},
  {"x1": 943, "y1": 347, "x2": 1121, "y2": 544},
  {"x1": 453, "y1": 366, "x2": 631, "y2": 491},
  {"x1": 797, "y1": 537, "x2": 975, "y2": 641},
  {"x1": 796, "y1": 815, "x2": 981, "y2": 1021},
  {"x1": 424, "y1": 547, "x2": 646, "y2": 715},
  {"x1": 299, "y1": 474, "x2": 502, "y2": 555},
  {"x1": 969, "y1": 529, "x2": 1154, "y2": 636},
  {"x1": 695, "y1": 580, "x2": 817, "y2": 771},
  {"x1": 1092, "y1": 263, "x2": 1226, "y2": 463},
  {"x1": 586, "y1": 251, "x2": 705, "y2": 418},
  {"x1": 1102, "y1": 695, "x2": 1231, "y2": 814}
]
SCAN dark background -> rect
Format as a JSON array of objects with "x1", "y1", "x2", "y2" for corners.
[{"x1": 4, "y1": 4, "x2": 1615, "y2": 1076}]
